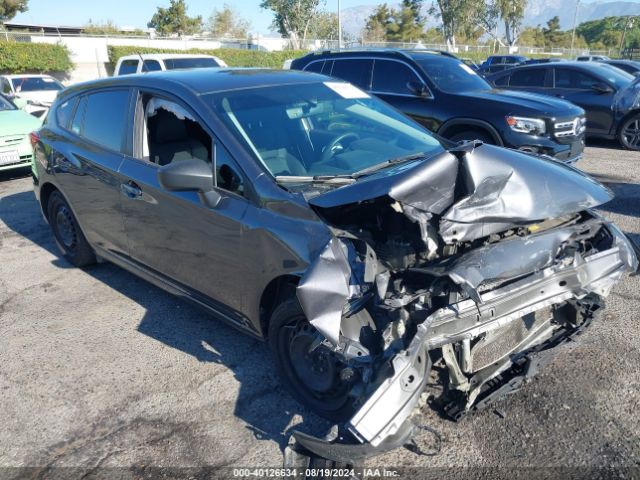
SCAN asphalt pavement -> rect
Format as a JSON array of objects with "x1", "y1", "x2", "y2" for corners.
[{"x1": 1, "y1": 141, "x2": 639, "y2": 477}]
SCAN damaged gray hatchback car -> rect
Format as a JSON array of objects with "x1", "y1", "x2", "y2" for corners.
[{"x1": 33, "y1": 69, "x2": 638, "y2": 460}]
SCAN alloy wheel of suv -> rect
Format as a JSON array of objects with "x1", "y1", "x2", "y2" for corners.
[
  {"x1": 268, "y1": 299, "x2": 357, "y2": 422},
  {"x1": 619, "y1": 114, "x2": 640, "y2": 151},
  {"x1": 47, "y1": 191, "x2": 96, "y2": 267}
]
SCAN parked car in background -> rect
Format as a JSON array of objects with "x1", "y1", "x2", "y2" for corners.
[
  {"x1": 31, "y1": 68, "x2": 638, "y2": 461},
  {"x1": 522, "y1": 58, "x2": 567, "y2": 65},
  {"x1": 600, "y1": 59, "x2": 640, "y2": 76},
  {"x1": 0, "y1": 74, "x2": 64, "y2": 118},
  {"x1": 478, "y1": 55, "x2": 528, "y2": 75},
  {"x1": 488, "y1": 62, "x2": 640, "y2": 150},
  {"x1": 291, "y1": 49, "x2": 586, "y2": 163},
  {"x1": 460, "y1": 57, "x2": 479, "y2": 70},
  {"x1": 0, "y1": 93, "x2": 42, "y2": 174},
  {"x1": 577, "y1": 55, "x2": 610, "y2": 61},
  {"x1": 113, "y1": 54, "x2": 227, "y2": 76}
]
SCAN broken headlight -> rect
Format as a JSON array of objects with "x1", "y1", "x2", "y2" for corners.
[{"x1": 506, "y1": 116, "x2": 546, "y2": 135}]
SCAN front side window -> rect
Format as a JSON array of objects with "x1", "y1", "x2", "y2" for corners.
[
  {"x1": 0, "y1": 94, "x2": 16, "y2": 111},
  {"x1": 206, "y1": 81, "x2": 444, "y2": 179},
  {"x1": 138, "y1": 95, "x2": 211, "y2": 166},
  {"x1": 413, "y1": 55, "x2": 491, "y2": 93},
  {"x1": 11, "y1": 76, "x2": 63, "y2": 92},
  {"x1": 81, "y1": 90, "x2": 130, "y2": 151},
  {"x1": 118, "y1": 59, "x2": 139, "y2": 75},
  {"x1": 510, "y1": 68, "x2": 547, "y2": 87},
  {"x1": 371, "y1": 60, "x2": 423, "y2": 96},
  {"x1": 331, "y1": 59, "x2": 373, "y2": 90}
]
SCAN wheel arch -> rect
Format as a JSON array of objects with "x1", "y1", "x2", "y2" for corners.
[
  {"x1": 438, "y1": 118, "x2": 504, "y2": 146},
  {"x1": 39, "y1": 182, "x2": 60, "y2": 222},
  {"x1": 259, "y1": 274, "x2": 301, "y2": 338}
]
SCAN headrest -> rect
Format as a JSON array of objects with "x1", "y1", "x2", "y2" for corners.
[{"x1": 149, "y1": 109, "x2": 188, "y2": 144}]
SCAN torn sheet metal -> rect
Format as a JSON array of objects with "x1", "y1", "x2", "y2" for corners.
[
  {"x1": 418, "y1": 219, "x2": 603, "y2": 303},
  {"x1": 309, "y1": 150, "x2": 458, "y2": 215},
  {"x1": 439, "y1": 144, "x2": 613, "y2": 243}
]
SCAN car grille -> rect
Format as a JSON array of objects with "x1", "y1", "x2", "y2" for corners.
[
  {"x1": 469, "y1": 307, "x2": 553, "y2": 372},
  {"x1": 553, "y1": 116, "x2": 587, "y2": 140}
]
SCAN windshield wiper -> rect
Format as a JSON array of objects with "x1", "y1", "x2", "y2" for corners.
[
  {"x1": 275, "y1": 174, "x2": 355, "y2": 184},
  {"x1": 351, "y1": 152, "x2": 429, "y2": 179}
]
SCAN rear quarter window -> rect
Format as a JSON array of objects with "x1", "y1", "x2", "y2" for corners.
[{"x1": 55, "y1": 98, "x2": 77, "y2": 129}]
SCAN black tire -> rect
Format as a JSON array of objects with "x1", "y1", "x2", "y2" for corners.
[
  {"x1": 47, "y1": 191, "x2": 96, "y2": 267},
  {"x1": 268, "y1": 298, "x2": 357, "y2": 422},
  {"x1": 618, "y1": 113, "x2": 640, "y2": 151},
  {"x1": 447, "y1": 129, "x2": 496, "y2": 145}
]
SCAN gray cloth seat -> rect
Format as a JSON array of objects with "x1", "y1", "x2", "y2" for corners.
[{"x1": 148, "y1": 110, "x2": 208, "y2": 166}]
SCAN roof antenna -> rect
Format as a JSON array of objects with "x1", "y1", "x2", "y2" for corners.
[{"x1": 138, "y1": 53, "x2": 147, "y2": 73}]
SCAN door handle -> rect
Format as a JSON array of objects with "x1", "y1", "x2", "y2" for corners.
[{"x1": 121, "y1": 181, "x2": 142, "y2": 199}]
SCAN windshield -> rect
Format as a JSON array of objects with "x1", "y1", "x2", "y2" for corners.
[
  {"x1": 594, "y1": 64, "x2": 634, "y2": 88},
  {"x1": 11, "y1": 76, "x2": 63, "y2": 92},
  {"x1": 164, "y1": 57, "x2": 220, "y2": 70},
  {"x1": 413, "y1": 55, "x2": 492, "y2": 93},
  {"x1": 206, "y1": 81, "x2": 444, "y2": 179},
  {"x1": 0, "y1": 94, "x2": 16, "y2": 111}
]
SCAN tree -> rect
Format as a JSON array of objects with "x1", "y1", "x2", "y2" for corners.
[
  {"x1": 497, "y1": 0, "x2": 526, "y2": 45},
  {"x1": 542, "y1": 16, "x2": 564, "y2": 46},
  {"x1": 0, "y1": 0, "x2": 28, "y2": 26},
  {"x1": 208, "y1": 4, "x2": 250, "y2": 38},
  {"x1": 363, "y1": 4, "x2": 394, "y2": 41},
  {"x1": 309, "y1": 11, "x2": 338, "y2": 39},
  {"x1": 148, "y1": 0, "x2": 203, "y2": 36},
  {"x1": 429, "y1": 0, "x2": 481, "y2": 49},
  {"x1": 260, "y1": 0, "x2": 322, "y2": 49}
]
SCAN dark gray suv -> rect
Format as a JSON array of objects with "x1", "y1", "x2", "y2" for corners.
[{"x1": 32, "y1": 68, "x2": 637, "y2": 461}]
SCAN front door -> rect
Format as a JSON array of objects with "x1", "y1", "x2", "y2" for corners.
[{"x1": 118, "y1": 91, "x2": 249, "y2": 318}]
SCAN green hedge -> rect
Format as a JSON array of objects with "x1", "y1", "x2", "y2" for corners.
[
  {"x1": 107, "y1": 45, "x2": 307, "y2": 69},
  {"x1": 0, "y1": 41, "x2": 73, "y2": 73}
]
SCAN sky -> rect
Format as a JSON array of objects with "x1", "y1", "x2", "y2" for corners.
[
  {"x1": 11, "y1": 0, "x2": 632, "y2": 35},
  {"x1": 12, "y1": 0, "x2": 370, "y2": 35}
]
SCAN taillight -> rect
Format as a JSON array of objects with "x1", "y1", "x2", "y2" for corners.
[{"x1": 29, "y1": 131, "x2": 40, "y2": 148}]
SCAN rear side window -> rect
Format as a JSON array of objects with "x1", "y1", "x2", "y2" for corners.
[
  {"x1": 142, "y1": 60, "x2": 162, "y2": 72},
  {"x1": 56, "y1": 98, "x2": 77, "y2": 128},
  {"x1": 510, "y1": 69, "x2": 546, "y2": 87},
  {"x1": 331, "y1": 59, "x2": 373, "y2": 90},
  {"x1": 304, "y1": 61, "x2": 324, "y2": 73},
  {"x1": 372, "y1": 60, "x2": 422, "y2": 95},
  {"x1": 118, "y1": 59, "x2": 139, "y2": 75},
  {"x1": 81, "y1": 90, "x2": 130, "y2": 152},
  {"x1": 164, "y1": 57, "x2": 219, "y2": 69}
]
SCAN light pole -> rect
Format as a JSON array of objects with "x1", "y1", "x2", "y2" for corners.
[
  {"x1": 570, "y1": 0, "x2": 580, "y2": 54},
  {"x1": 338, "y1": 0, "x2": 343, "y2": 49},
  {"x1": 620, "y1": 16, "x2": 634, "y2": 53}
]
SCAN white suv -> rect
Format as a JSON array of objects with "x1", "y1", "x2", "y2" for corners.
[{"x1": 114, "y1": 54, "x2": 227, "y2": 76}]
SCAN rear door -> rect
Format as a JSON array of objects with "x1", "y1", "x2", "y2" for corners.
[
  {"x1": 50, "y1": 89, "x2": 132, "y2": 255},
  {"x1": 118, "y1": 90, "x2": 250, "y2": 317},
  {"x1": 552, "y1": 67, "x2": 615, "y2": 134}
]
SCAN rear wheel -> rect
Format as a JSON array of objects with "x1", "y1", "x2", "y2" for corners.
[
  {"x1": 447, "y1": 129, "x2": 496, "y2": 145},
  {"x1": 47, "y1": 191, "x2": 96, "y2": 267},
  {"x1": 268, "y1": 299, "x2": 357, "y2": 422},
  {"x1": 618, "y1": 114, "x2": 640, "y2": 151}
]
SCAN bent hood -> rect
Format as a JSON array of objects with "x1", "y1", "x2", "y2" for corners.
[{"x1": 309, "y1": 143, "x2": 612, "y2": 244}]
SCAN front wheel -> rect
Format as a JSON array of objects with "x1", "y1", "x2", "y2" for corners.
[
  {"x1": 447, "y1": 129, "x2": 496, "y2": 145},
  {"x1": 618, "y1": 114, "x2": 640, "y2": 151},
  {"x1": 268, "y1": 299, "x2": 358, "y2": 422},
  {"x1": 47, "y1": 191, "x2": 96, "y2": 267}
]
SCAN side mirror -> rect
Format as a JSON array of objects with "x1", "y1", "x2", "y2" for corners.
[
  {"x1": 591, "y1": 82, "x2": 613, "y2": 94},
  {"x1": 407, "y1": 81, "x2": 429, "y2": 98},
  {"x1": 158, "y1": 158, "x2": 221, "y2": 208}
]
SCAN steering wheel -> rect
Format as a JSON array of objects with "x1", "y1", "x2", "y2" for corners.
[{"x1": 320, "y1": 133, "x2": 359, "y2": 163}]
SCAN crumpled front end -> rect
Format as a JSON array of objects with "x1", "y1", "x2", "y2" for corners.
[{"x1": 294, "y1": 143, "x2": 638, "y2": 455}]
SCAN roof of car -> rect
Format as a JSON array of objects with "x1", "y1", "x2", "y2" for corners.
[
  {"x1": 297, "y1": 48, "x2": 458, "y2": 61},
  {"x1": 59, "y1": 68, "x2": 325, "y2": 99},
  {"x1": 118, "y1": 53, "x2": 221, "y2": 61}
]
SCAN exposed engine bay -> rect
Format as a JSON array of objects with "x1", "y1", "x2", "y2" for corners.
[{"x1": 290, "y1": 142, "x2": 638, "y2": 460}]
